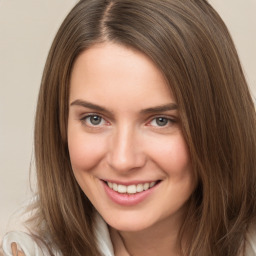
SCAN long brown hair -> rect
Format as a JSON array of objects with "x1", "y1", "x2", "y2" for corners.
[{"x1": 31, "y1": 0, "x2": 256, "y2": 255}]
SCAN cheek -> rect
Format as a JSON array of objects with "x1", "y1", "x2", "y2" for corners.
[
  {"x1": 68, "y1": 130, "x2": 106, "y2": 172},
  {"x1": 148, "y1": 133, "x2": 191, "y2": 174}
]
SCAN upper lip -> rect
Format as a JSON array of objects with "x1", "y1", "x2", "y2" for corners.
[{"x1": 102, "y1": 179, "x2": 160, "y2": 186}]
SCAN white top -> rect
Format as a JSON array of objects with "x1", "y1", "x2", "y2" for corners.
[
  {"x1": 2, "y1": 215, "x2": 256, "y2": 256},
  {"x1": 2, "y1": 214, "x2": 114, "y2": 256}
]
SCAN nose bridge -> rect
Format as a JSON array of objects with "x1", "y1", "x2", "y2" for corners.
[{"x1": 107, "y1": 123, "x2": 145, "y2": 172}]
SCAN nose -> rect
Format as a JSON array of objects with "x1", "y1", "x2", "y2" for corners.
[{"x1": 106, "y1": 125, "x2": 146, "y2": 173}]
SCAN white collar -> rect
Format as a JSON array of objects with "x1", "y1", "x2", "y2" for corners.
[{"x1": 94, "y1": 213, "x2": 115, "y2": 256}]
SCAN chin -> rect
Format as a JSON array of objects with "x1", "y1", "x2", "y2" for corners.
[
  {"x1": 110, "y1": 221, "x2": 150, "y2": 232},
  {"x1": 103, "y1": 211, "x2": 158, "y2": 232}
]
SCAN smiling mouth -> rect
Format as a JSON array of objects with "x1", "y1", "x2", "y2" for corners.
[{"x1": 104, "y1": 181, "x2": 160, "y2": 194}]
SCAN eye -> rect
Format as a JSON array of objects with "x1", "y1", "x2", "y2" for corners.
[
  {"x1": 82, "y1": 114, "x2": 107, "y2": 126},
  {"x1": 149, "y1": 117, "x2": 174, "y2": 127}
]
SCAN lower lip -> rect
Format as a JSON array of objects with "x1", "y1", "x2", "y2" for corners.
[{"x1": 102, "y1": 181, "x2": 160, "y2": 206}]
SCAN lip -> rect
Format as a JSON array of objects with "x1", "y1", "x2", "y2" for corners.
[
  {"x1": 103, "y1": 179, "x2": 157, "y2": 186},
  {"x1": 101, "y1": 180, "x2": 161, "y2": 206}
]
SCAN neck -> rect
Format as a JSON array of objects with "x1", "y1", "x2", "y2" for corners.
[{"x1": 110, "y1": 211, "x2": 186, "y2": 256}]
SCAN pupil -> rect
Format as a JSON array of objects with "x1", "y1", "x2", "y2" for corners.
[
  {"x1": 90, "y1": 115, "x2": 101, "y2": 125},
  {"x1": 156, "y1": 117, "x2": 168, "y2": 126}
]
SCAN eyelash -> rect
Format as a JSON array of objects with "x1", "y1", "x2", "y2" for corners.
[
  {"x1": 80, "y1": 114, "x2": 176, "y2": 128},
  {"x1": 80, "y1": 114, "x2": 109, "y2": 127},
  {"x1": 147, "y1": 116, "x2": 176, "y2": 128}
]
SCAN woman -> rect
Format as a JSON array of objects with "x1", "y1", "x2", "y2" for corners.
[{"x1": 2, "y1": 0, "x2": 256, "y2": 255}]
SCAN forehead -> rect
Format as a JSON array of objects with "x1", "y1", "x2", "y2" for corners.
[{"x1": 69, "y1": 43, "x2": 175, "y2": 111}]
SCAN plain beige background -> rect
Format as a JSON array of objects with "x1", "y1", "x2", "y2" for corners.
[{"x1": 0, "y1": 0, "x2": 255, "y2": 241}]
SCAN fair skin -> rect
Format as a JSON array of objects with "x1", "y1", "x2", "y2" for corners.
[
  {"x1": 11, "y1": 243, "x2": 24, "y2": 256},
  {"x1": 68, "y1": 42, "x2": 196, "y2": 256}
]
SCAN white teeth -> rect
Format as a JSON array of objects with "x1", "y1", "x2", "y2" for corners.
[
  {"x1": 136, "y1": 184, "x2": 144, "y2": 192},
  {"x1": 150, "y1": 181, "x2": 156, "y2": 188},
  {"x1": 113, "y1": 183, "x2": 118, "y2": 191},
  {"x1": 118, "y1": 184, "x2": 127, "y2": 193},
  {"x1": 127, "y1": 185, "x2": 137, "y2": 194},
  {"x1": 143, "y1": 183, "x2": 149, "y2": 190},
  {"x1": 107, "y1": 182, "x2": 113, "y2": 189},
  {"x1": 107, "y1": 181, "x2": 157, "y2": 194}
]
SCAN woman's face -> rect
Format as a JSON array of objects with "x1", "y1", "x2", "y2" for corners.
[{"x1": 68, "y1": 43, "x2": 195, "y2": 232}]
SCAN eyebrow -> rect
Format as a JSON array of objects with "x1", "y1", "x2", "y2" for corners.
[
  {"x1": 70, "y1": 99, "x2": 114, "y2": 116},
  {"x1": 70, "y1": 99, "x2": 178, "y2": 115},
  {"x1": 140, "y1": 103, "x2": 178, "y2": 114}
]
